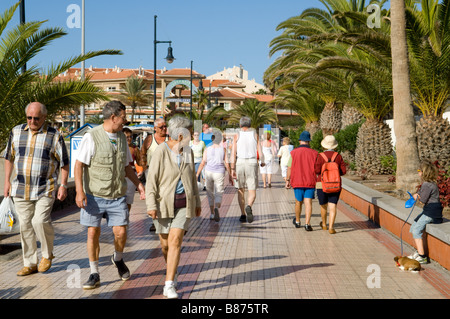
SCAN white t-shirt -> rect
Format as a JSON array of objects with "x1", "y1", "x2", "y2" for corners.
[
  {"x1": 278, "y1": 144, "x2": 294, "y2": 167},
  {"x1": 77, "y1": 131, "x2": 133, "y2": 166}
]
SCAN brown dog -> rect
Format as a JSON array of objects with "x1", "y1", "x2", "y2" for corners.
[{"x1": 394, "y1": 256, "x2": 421, "y2": 272}]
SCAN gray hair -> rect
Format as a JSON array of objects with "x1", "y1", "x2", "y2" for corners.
[
  {"x1": 167, "y1": 116, "x2": 193, "y2": 141},
  {"x1": 154, "y1": 117, "x2": 166, "y2": 126},
  {"x1": 239, "y1": 116, "x2": 251, "y2": 128},
  {"x1": 211, "y1": 128, "x2": 222, "y2": 145},
  {"x1": 102, "y1": 100, "x2": 126, "y2": 120},
  {"x1": 25, "y1": 102, "x2": 47, "y2": 115}
]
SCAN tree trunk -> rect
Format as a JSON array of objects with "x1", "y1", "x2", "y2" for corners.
[{"x1": 390, "y1": 0, "x2": 421, "y2": 194}]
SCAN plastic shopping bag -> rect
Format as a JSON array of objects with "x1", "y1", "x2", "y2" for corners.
[{"x1": 0, "y1": 197, "x2": 20, "y2": 234}]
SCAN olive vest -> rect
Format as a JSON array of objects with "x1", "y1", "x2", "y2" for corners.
[{"x1": 84, "y1": 125, "x2": 127, "y2": 199}]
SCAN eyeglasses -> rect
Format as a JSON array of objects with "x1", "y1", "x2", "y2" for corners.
[
  {"x1": 27, "y1": 116, "x2": 41, "y2": 121},
  {"x1": 157, "y1": 125, "x2": 167, "y2": 129}
]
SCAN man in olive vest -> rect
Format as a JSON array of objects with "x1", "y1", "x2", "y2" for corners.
[{"x1": 74, "y1": 100, "x2": 145, "y2": 290}]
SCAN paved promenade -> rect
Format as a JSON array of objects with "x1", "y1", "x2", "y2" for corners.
[{"x1": 0, "y1": 174, "x2": 449, "y2": 303}]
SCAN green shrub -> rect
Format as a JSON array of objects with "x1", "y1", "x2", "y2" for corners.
[
  {"x1": 335, "y1": 121, "x2": 362, "y2": 154},
  {"x1": 380, "y1": 155, "x2": 397, "y2": 174},
  {"x1": 310, "y1": 129, "x2": 323, "y2": 152}
]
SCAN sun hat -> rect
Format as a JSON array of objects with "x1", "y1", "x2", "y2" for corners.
[
  {"x1": 299, "y1": 131, "x2": 311, "y2": 142},
  {"x1": 321, "y1": 135, "x2": 338, "y2": 149}
]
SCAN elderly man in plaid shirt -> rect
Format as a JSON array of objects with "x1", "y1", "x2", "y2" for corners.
[{"x1": 4, "y1": 102, "x2": 69, "y2": 276}]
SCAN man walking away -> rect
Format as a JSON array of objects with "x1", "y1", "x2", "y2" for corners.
[{"x1": 287, "y1": 131, "x2": 317, "y2": 231}]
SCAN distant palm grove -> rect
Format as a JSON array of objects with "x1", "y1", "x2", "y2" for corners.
[{"x1": 263, "y1": 0, "x2": 450, "y2": 193}]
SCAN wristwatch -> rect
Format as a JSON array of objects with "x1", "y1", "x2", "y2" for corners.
[{"x1": 60, "y1": 184, "x2": 68, "y2": 189}]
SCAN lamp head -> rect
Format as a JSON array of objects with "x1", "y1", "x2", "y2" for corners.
[{"x1": 165, "y1": 45, "x2": 175, "y2": 64}]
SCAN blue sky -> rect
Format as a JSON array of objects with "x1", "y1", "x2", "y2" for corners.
[{"x1": 1, "y1": 0, "x2": 389, "y2": 85}]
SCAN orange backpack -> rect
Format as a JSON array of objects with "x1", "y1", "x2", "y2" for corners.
[{"x1": 320, "y1": 152, "x2": 341, "y2": 193}]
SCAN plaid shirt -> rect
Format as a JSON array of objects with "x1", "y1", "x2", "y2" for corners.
[{"x1": 5, "y1": 123, "x2": 69, "y2": 200}]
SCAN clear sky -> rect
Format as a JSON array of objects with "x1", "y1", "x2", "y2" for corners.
[{"x1": 4, "y1": 0, "x2": 386, "y2": 85}]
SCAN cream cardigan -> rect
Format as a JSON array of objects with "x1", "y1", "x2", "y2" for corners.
[{"x1": 145, "y1": 142, "x2": 201, "y2": 218}]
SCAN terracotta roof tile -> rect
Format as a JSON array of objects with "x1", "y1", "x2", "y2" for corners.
[
  {"x1": 159, "y1": 68, "x2": 203, "y2": 77},
  {"x1": 252, "y1": 94, "x2": 274, "y2": 102}
]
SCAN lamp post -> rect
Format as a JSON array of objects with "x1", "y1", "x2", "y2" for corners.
[
  {"x1": 80, "y1": 0, "x2": 85, "y2": 127},
  {"x1": 190, "y1": 60, "x2": 193, "y2": 120},
  {"x1": 153, "y1": 15, "x2": 175, "y2": 124},
  {"x1": 20, "y1": 0, "x2": 26, "y2": 73}
]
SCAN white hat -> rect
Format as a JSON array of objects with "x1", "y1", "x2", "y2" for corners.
[{"x1": 321, "y1": 135, "x2": 338, "y2": 150}]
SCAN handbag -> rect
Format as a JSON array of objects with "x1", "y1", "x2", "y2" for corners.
[
  {"x1": 0, "y1": 197, "x2": 20, "y2": 234},
  {"x1": 174, "y1": 192, "x2": 186, "y2": 209}
]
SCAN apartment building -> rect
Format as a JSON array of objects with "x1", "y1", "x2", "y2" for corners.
[{"x1": 55, "y1": 66, "x2": 293, "y2": 128}]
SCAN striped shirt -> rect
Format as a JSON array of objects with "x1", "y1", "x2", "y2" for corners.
[{"x1": 4, "y1": 123, "x2": 69, "y2": 200}]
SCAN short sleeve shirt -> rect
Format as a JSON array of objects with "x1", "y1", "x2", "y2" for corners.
[{"x1": 5, "y1": 123, "x2": 69, "y2": 200}]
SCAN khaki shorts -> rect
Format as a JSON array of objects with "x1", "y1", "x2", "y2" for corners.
[
  {"x1": 236, "y1": 158, "x2": 258, "y2": 190},
  {"x1": 154, "y1": 207, "x2": 191, "y2": 234}
]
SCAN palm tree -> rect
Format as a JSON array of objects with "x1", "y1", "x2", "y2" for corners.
[
  {"x1": 406, "y1": 0, "x2": 450, "y2": 170},
  {"x1": 307, "y1": 52, "x2": 394, "y2": 174},
  {"x1": 270, "y1": 87, "x2": 324, "y2": 136},
  {"x1": 227, "y1": 99, "x2": 277, "y2": 129},
  {"x1": 265, "y1": 0, "x2": 380, "y2": 136},
  {"x1": 117, "y1": 76, "x2": 151, "y2": 124},
  {"x1": 192, "y1": 89, "x2": 210, "y2": 120},
  {"x1": 391, "y1": 0, "x2": 422, "y2": 192},
  {"x1": 0, "y1": 2, "x2": 122, "y2": 148}
]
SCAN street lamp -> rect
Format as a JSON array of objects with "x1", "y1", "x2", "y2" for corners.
[
  {"x1": 190, "y1": 60, "x2": 193, "y2": 119},
  {"x1": 153, "y1": 15, "x2": 175, "y2": 124},
  {"x1": 20, "y1": 0, "x2": 26, "y2": 73},
  {"x1": 80, "y1": 0, "x2": 85, "y2": 127}
]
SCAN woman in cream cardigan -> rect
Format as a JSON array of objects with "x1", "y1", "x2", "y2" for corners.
[{"x1": 146, "y1": 116, "x2": 202, "y2": 299}]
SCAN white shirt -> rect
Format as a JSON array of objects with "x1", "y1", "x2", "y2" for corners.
[
  {"x1": 236, "y1": 130, "x2": 257, "y2": 159},
  {"x1": 278, "y1": 144, "x2": 294, "y2": 167},
  {"x1": 76, "y1": 131, "x2": 133, "y2": 166}
]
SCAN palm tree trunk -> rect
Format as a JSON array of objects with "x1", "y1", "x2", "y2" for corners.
[
  {"x1": 131, "y1": 102, "x2": 136, "y2": 124},
  {"x1": 390, "y1": 0, "x2": 421, "y2": 194}
]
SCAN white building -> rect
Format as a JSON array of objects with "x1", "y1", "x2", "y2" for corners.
[{"x1": 207, "y1": 65, "x2": 267, "y2": 94}]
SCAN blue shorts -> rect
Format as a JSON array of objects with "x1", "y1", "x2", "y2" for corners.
[
  {"x1": 410, "y1": 214, "x2": 433, "y2": 239},
  {"x1": 293, "y1": 188, "x2": 315, "y2": 202},
  {"x1": 80, "y1": 194, "x2": 129, "y2": 227}
]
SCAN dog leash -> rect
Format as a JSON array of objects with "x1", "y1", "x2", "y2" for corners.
[{"x1": 400, "y1": 192, "x2": 417, "y2": 256}]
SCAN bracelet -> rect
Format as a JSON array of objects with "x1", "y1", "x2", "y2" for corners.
[{"x1": 60, "y1": 184, "x2": 68, "y2": 189}]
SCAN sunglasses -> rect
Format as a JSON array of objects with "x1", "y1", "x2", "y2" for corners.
[{"x1": 27, "y1": 116, "x2": 41, "y2": 121}]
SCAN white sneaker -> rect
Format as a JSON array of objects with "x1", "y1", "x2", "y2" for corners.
[
  {"x1": 163, "y1": 285, "x2": 178, "y2": 299},
  {"x1": 408, "y1": 252, "x2": 419, "y2": 259}
]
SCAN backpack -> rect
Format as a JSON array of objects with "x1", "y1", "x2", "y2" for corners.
[{"x1": 320, "y1": 152, "x2": 341, "y2": 193}]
